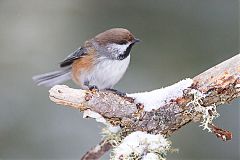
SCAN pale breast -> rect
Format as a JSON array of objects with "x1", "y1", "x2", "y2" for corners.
[{"x1": 82, "y1": 55, "x2": 130, "y2": 89}]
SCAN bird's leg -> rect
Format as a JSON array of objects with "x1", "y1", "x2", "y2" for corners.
[
  {"x1": 84, "y1": 81, "x2": 99, "y2": 91},
  {"x1": 89, "y1": 85, "x2": 99, "y2": 91},
  {"x1": 105, "y1": 88, "x2": 135, "y2": 103},
  {"x1": 105, "y1": 88, "x2": 126, "y2": 97}
]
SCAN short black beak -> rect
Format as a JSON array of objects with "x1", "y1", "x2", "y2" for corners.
[{"x1": 133, "y1": 38, "x2": 141, "y2": 44}]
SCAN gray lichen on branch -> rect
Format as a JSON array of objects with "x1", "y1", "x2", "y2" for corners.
[{"x1": 49, "y1": 54, "x2": 240, "y2": 160}]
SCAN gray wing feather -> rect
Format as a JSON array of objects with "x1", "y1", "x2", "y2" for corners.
[{"x1": 60, "y1": 47, "x2": 87, "y2": 67}]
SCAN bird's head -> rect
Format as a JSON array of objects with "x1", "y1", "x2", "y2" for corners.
[{"x1": 93, "y1": 28, "x2": 140, "y2": 60}]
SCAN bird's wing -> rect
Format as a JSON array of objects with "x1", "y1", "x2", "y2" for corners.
[{"x1": 60, "y1": 47, "x2": 87, "y2": 67}]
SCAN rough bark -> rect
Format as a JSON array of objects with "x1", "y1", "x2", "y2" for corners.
[{"x1": 81, "y1": 140, "x2": 112, "y2": 160}]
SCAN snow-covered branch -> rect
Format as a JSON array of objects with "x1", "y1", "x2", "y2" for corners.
[{"x1": 49, "y1": 53, "x2": 240, "y2": 160}]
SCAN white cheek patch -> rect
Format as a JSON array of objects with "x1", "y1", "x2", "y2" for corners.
[{"x1": 106, "y1": 43, "x2": 131, "y2": 57}]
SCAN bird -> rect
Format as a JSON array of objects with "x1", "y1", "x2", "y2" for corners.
[{"x1": 32, "y1": 28, "x2": 140, "y2": 94}]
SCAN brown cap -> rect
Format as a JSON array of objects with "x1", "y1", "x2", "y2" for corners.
[{"x1": 94, "y1": 28, "x2": 135, "y2": 45}]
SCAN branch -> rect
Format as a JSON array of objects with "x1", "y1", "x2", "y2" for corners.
[
  {"x1": 49, "y1": 53, "x2": 240, "y2": 159},
  {"x1": 81, "y1": 139, "x2": 112, "y2": 160}
]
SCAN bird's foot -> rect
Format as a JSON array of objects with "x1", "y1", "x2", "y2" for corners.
[
  {"x1": 106, "y1": 88, "x2": 126, "y2": 97},
  {"x1": 89, "y1": 85, "x2": 99, "y2": 91}
]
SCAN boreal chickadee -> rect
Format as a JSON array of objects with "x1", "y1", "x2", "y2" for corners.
[{"x1": 33, "y1": 28, "x2": 140, "y2": 93}]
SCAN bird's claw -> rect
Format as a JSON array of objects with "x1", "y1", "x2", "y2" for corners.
[
  {"x1": 89, "y1": 85, "x2": 99, "y2": 92},
  {"x1": 106, "y1": 88, "x2": 126, "y2": 97}
]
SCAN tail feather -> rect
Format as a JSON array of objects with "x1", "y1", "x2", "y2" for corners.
[{"x1": 32, "y1": 68, "x2": 71, "y2": 87}]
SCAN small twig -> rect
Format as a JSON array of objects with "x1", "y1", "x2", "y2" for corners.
[
  {"x1": 209, "y1": 123, "x2": 232, "y2": 141},
  {"x1": 81, "y1": 139, "x2": 112, "y2": 160}
]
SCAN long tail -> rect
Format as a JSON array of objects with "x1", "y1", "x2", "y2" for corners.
[{"x1": 32, "y1": 67, "x2": 71, "y2": 87}]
